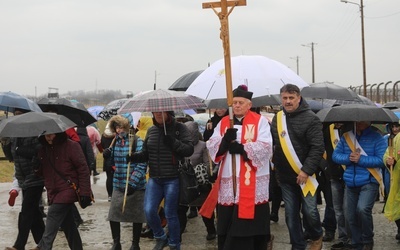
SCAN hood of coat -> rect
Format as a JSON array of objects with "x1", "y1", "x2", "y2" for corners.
[
  {"x1": 185, "y1": 121, "x2": 200, "y2": 145},
  {"x1": 108, "y1": 114, "x2": 131, "y2": 134},
  {"x1": 39, "y1": 132, "x2": 68, "y2": 146}
]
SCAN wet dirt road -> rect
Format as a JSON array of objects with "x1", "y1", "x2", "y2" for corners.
[{"x1": 0, "y1": 173, "x2": 398, "y2": 249}]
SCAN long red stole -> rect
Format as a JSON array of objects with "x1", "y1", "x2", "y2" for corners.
[{"x1": 199, "y1": 111, "x2": 260, "y2": 219}]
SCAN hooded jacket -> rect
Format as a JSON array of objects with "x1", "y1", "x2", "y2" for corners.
[
  {"x1": 332, "y1": 126, "x2": 386, "y2": 187},
  {"x1": 271, "y1": 98, "x2": 324, "y2": 185},
  {"x1": 3, "y1": 136, "x2": 44, "y2": 190},
  {"x1": 37, "y1": 132, "x2": 91, "y2": 205},
  {"x1": 132, "y1": 114, "x2": 194, "y2": 178},
  {"x1": 185, "y1": 121, "x2": 209, "y2": 166}
]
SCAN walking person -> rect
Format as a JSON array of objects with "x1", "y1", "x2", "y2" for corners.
[
  {"x1": 105, "y1": 114, "x2": 147, "y2": 250},
  {"x1": 270, "y1": 84, "x2": 324, "y2": 250},
  {"x1": 324, "y1": 122, "x2": 352, "y2": 249},
  {"x1": 31, "y1": 131, "x2": 92, "y2": 250},
  {"x1": 181, "y1": 121, "x2": 216, "y2": 241},
  {"x1": 333, "y1": 121, "x2": 386, "y2": 250},
  {"x1": 102, "y1": 121, "x2": 117, "y2": 202},
  {"x1": 3, "y1": 108, "x2": 45, "y2": 250},
  {"x1": 201, "y1": 85, "x2": 273, "y2": 250},
  {"x1": 129, "y1": 111, "x2": 194, "y2": 250},
  {"x1": 383, "y1": 123, "x2": 400, "y2": 242}
]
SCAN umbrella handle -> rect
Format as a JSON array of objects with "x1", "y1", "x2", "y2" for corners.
[{"x1": 122, "y1": 132, "x2": 135, "y2": 213}]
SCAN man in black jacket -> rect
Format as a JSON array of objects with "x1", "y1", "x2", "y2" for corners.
[
  {"x1": 271, "y1": 84, "x2": 324, "y2": 250},
  {"x1": 3, "y1": 108, "x2": 45, "y2": 250}
]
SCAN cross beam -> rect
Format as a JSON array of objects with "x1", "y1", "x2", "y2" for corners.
[
  {"x1": 201, "y1": 0, "x2": 246, "y2": 198},
  {"x1": 202, "y1": 0, "x2": 246, "y2": 9}
]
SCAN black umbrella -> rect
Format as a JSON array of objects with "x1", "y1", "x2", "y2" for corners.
[
  {"x1": 316, "y1": 104, "x2": 399, "y2": 124},
  {"x1": 382, "y1": 101, "x2": 400, "y2": 110},
  {"x1": 37, "y1": 98, "x2": 96, "y2": 127},
  {"x1": 301, "y1": 82, "x2": 360, "y2": 100},
  {"x1": 168, "y1": 70, "x2": 204, "y2": 91},
  {"x1": 0, "y1": 112, "x2": 76, "y2": 137}
]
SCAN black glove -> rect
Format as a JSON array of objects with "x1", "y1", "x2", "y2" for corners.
[
  {"x1": 31, "y1": 156, "x2": 40, "y2": 171},
  {"x1": 223, "y1": 128, "x2": 238, "y2": 143},
  {"x1": 103, "y1": 148, "x2": 112, "y2": 158},
  {"x1": 125, "y1": 154, "x2": 131, "y2": 163},
  {"x1": 79, "y1": 196, "x2": 92, "y2": 209},
  {"x1": 127, "y1": 185, "x2": 135, "y2": 196},
  {"x1": 164, "y1": 134, "x2": 176, "y2": 147},
  {"x1": 228, "y1": 142, "x2": 244, "y2": 154}
]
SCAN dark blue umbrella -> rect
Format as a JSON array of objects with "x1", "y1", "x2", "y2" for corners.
[{"x1": 0, "y1": 91, "x2": 42, "y2": 113}]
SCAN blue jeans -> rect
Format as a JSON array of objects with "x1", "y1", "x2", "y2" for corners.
[
  {"x1": 346, "y1": 183, "x2": 378, "y2": 248},
  {"x1": 281, "y1": 183, "x2": 322, "y2": 250},
  {"x1": 144, "y1": 177, "x2": 180, "y2": 248},
  {"x1": 331, "y1": 179, "x2": 350, "y2": 243}
]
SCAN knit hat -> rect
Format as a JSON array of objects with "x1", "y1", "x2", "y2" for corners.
[{"x1": 233, "y1": 85, "x2": 253, "y2": 100}]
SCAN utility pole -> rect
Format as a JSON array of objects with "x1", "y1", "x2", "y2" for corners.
[
  {"x1": 154, "y1": 70, "x2": 157, "y2": 90},
  {"x1": 290, "y1": 56, "x2": 300, "y2": 75},
  {"x1": 302, "y1": 42, "x2": 317, "y2": 83},
  {"x1": 341, "y1": 0, "x2": 367, "y2": 97}
]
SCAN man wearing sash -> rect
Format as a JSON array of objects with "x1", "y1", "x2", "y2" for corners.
[
  {"x1": 332, "y1": 121, "x2": 386, "y2": 250},
  {"x1": 323, "y1": 122, "x2": 352, "y2": 249},
  {"x1": 270, "y1": 84, "x2": 324, "y2": 250},
  {"x1": 204, "y1": 85, "x2": 273, "y2": 250}
]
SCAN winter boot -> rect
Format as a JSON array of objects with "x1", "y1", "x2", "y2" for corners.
[
  {"x1": 110, "y1": 221, "x2": 121, "y2": 250},
  {"x1": 129, "y1": 223, "x2": 142, "y2": 250}
]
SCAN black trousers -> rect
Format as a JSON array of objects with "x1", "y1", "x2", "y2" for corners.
[{"x1": 13, "y1": 185, "x2": 45, "y2": 250}]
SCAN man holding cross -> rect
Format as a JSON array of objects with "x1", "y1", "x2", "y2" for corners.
[{"x1": 203, "y1": 85, "x2": 273, "y2": 250}]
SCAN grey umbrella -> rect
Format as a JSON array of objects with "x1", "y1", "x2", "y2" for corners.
[
  {"x1": 316, "y1": 104, "x2": 399, "y2": 124},
  {"x1": 168, "y1": 70, "x2": 204, "y2": 91},
  {"x1": 382, "y1": 101, "x2": 400, "y2": 110},
  {"x1": 0, "y1": 112, "x2": 76, "y2": 137},
  {"x1": 301, "y1": 82, "x2": 360, "y2": 100}
]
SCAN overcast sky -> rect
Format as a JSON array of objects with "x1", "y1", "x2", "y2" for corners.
[{"x1": 1, "y1": 0, "x2": 399, "y2": 98}]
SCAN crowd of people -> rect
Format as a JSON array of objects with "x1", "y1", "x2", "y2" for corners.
[{"x1": 2, "y1": 83, "x2": 400, "y2": 250}]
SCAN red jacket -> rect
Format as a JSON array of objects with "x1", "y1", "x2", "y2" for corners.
[{"x1": 38, "y1": 133, "x2": 91, "y2": 205}]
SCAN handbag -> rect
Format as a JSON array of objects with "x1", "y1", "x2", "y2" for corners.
[
  {"x1": 178, "y1": 158, "x2": 200, "y2": 205},
  {"x1": 193, "y1": 162, "x2": 210, "y2": 185}
]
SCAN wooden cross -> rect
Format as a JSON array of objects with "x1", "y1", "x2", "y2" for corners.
[{"x1": 202, "y1": 0, "x2": 246, "y2": 198}]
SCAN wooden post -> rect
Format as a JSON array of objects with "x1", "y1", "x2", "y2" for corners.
[{"x1": 202, "y1": 0, "x2": 246, "y2": 197}]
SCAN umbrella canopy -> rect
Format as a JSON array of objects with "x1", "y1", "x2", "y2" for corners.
[
  {"x1": 333, "y1": 94, "x2": 375, "y2": 106},
  {"x1": 37, "y1": 98, "x2": 96, "y2": 127},
  {"x1": 316, "y1": 104, "x2": 399, "y2": 124},
  {"x1": 382, "y1": 101, "x2": 400, "y2": 110},
  {"x1": 305, "y1": 99, "x2": 332, "y2": 113},
  {"x1": 118, "y1": 89, "x2": 206, "y2": 113},
  {"x1": 204, "y1": 94, "x2": 281, "y2": 108},
  {"x1": 98, "y1": 98, "x2": 128, "y2": 121},
  {"x1": 185, "y1": 55, "x2": 309, "y2": 101},
  {"x1": 0, "y1": 91, "x2": 42, "y2": 113},
  {"x1": 168, "y1": 70, "x2": 204, "y2": 91},
  {"x1": 0, "y1": 112, "x2": 76, "y2": 137},
  {"x1": 87, "y1": 105, "x2": 104, "y2": 120},
  {"x1": 301, "y1": 82, "x2": 360, "y2": 100}
]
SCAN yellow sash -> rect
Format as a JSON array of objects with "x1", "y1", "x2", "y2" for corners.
[
  {"x1": 343, "y1": 131, "x2": 384, "y2": 195},
  {"x1": 329, "y1": 124, "x2": 346, "y2": 170},
  {"x1": 277, "y1": 111, "x2": 318, "y2": 197}
]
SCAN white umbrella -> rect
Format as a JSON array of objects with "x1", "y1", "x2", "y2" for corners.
[{"x1": 185, "y1": 55, "x2": 309, "y2": 101}]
